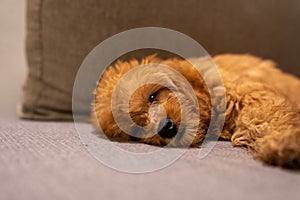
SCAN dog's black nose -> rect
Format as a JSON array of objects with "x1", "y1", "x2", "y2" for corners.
[{"x1": 157, "y1": 118, "x2": 177, "y2": 138}]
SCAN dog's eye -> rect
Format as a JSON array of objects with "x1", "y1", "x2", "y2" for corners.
[{"x1": 149, "y1": 92, "x2": 158, "y2": 103}]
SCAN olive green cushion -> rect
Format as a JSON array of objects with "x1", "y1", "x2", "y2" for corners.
[{"x1": 20, "y1": 0, "x2": 300, "y2": 120}]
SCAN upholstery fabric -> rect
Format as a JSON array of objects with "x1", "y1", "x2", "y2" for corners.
[
  {"x1": 20, "y1": 0, "x2": 300, "y2": 120},
  {"x1": 1, "y1": 118, "x2": 300, "y2": 200}
]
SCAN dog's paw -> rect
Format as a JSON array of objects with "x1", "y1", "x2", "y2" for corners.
[{"x1": 253, "y1": 130, "x2": 300, "y2": 169}]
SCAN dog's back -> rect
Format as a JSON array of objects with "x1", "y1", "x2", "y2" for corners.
[{"x1": 213, "y1": 54, "x2": 300, "y2": 109}]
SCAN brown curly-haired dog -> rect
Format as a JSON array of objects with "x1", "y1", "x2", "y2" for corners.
[{"x1": 93, "y1": 54, "x2": 300, "y2": 168}]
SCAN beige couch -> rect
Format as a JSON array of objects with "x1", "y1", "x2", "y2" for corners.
[{"x1": 1, "y1": 1, "x2": 300, "y2": 200}]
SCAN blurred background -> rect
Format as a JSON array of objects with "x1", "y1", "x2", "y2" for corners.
[
  {"x1": 1, "y1": 0, "x2": 299, "y2": 119},
  {"x1": 0, "y1": 0, "x2": 26, "y2": 117}
]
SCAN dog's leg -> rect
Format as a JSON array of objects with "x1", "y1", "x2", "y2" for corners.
[{"x1": 230, "y1": 83, "x2": 300, "y2": 168}]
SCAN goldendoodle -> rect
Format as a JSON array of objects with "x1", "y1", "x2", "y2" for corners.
[{"x1": 93, "y1": 54, "x2": 300, "y2": 168}]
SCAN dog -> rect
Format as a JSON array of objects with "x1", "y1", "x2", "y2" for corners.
[{"x1": 93, "y1": 54, "x2": 300, "y2": 168}]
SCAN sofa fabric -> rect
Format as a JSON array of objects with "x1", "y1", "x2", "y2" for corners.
[
  {"x1": 20, "y1": 0, "x2": 300, "y2": 120},
  {"x1": 1, "y1": 118, "x2": 300, "y2": 200}
]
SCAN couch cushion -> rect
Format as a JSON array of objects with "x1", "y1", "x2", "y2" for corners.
[{"x1": 20, "y1": 0, "x2": 300, "y2": 120}]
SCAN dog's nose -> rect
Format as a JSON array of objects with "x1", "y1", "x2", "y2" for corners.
[{"x1": 157, "y1": 118, "x2": 177, "y2": 138}]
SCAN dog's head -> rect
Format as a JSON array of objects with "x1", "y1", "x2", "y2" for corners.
[{"x1": 94, "y1": 57, "x2": 212, "y2": 147}]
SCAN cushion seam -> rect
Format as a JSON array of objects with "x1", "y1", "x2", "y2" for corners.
[{"x1": 29, "y1": 0, "x2": 45, "y2": 118}]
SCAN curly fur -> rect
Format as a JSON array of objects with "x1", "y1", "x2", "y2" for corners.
[{"x1": 93, "y1": 54, "x2": 300, "y2": 168}]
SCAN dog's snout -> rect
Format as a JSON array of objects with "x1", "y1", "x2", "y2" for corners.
[{"x1": 157, "y1": 118, "x2": 177, "y2": 139}]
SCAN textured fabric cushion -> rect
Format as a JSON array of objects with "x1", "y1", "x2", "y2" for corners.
[
  {"x1": 20, "y1": 0, "x2": 300, "y2": 120},
  {"x1": 1, "y1": 118, "x2": 300, "y2": 200}
]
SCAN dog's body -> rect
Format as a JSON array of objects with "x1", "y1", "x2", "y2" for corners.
[{"x1": 94, "y1": 54, "x2": 300, "y2": 168}]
